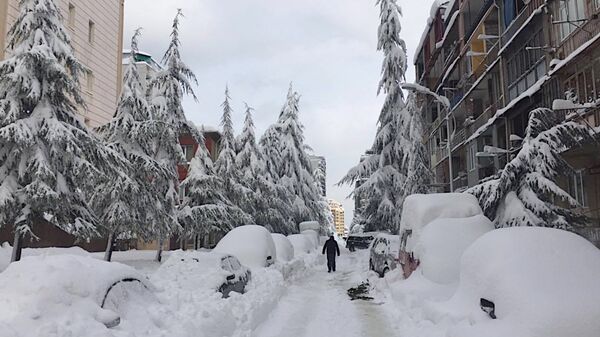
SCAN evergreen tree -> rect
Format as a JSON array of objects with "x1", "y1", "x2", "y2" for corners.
[
  {"x1": 339, "y1": 0, "x2": 411, "y2": 233},
  {"x1": 0, "y1": 0, "x2": 122, "y2": 261},
  {"x1": 147, "y1": 10, "x2": 199, "y2": 261},
  {"x1": 260, "y1": 87, "x2": 331, "y2": 230},
  {"x1": 403, "y1": 93, "x2": 432, "y2": 196},
  {"x1": 180, "y1": 143, "x2": 252, "y2": 240},
  {"x1": 93, "y1": 30, "x2": 169, "y2": 261},
  {"x1": 468, "y1": 108, "x2": 596, "y2": 229},
  {"x1": 236, "y1": 104, "x2": 294, "y2": 233},
  {"x1": 214, "y1": 87, "x2": 253, "y2": 225}
]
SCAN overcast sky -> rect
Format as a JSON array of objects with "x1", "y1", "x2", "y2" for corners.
[{"x1": 124, "y1": 0, "x2": 437, "y2": 228}]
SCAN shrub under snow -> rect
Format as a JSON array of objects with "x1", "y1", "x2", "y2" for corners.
[{"x1": 214, "y1": 225, "x2": 277, "y2": 268}]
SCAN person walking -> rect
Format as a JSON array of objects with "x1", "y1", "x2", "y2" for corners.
[{"x1": 322, "y1": 235, "x2": 340, "y2": 272}]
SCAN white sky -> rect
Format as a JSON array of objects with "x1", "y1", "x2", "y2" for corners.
[{"x1": 124, "y1": 0, "x2": 437, "y2": 228}]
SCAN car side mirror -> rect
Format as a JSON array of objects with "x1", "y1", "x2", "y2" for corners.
[
  {"x1": 480, "y1": 298, "x2": 497, "y2": 319},
  {"x1": 226, "y1": 274, "x2": 236, "y2": 281}
]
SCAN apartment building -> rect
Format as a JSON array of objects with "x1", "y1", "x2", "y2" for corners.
[
  {"x1": 414, "y1": 0, "x2": 600, "y2": 246},
  {"x1": 328, "y1": 199, "x2": 346, "y2": 237},
  {"x1": 0, "y1": 0, "x2": 125, "y2": 128}
]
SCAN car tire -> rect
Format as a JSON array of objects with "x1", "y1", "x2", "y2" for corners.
[{"x1": 380, "y1": 267, "x2": 389, "y2": 278}]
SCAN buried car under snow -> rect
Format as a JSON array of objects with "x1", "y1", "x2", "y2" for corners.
[
  {"x1": 214, "y1": 225, "x2": 277, "y2": 268},
  {"x1": 0, "y1": 254, "x2": 153, "y2": 334},
  {"x1": 369, "y1": 233, "x2": 400, "y2": 277},
  {"x1": 154, "y1": 251, "x2": 251, "y2": 298}
]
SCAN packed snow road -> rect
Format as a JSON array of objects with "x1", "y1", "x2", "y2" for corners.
[{"x1": 254, "y1": 252, "x2": 399, "y2": 337}]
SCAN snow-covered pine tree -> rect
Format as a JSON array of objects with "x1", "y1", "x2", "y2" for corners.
[
  {"x1": 0, "y1": 0, "x2": 122, "y2": 262},
  {"x1": 93, "y1": 29, "x2": 169, "y2": 261},
  {"x1": 403, "y1": 93, "x2": 432, "y2": 195},
  {"x1": 214, "y1": 88, "x2": 253, "y2": 226},
  {"x1": 180, "y1": 143, "x2": 252, "y2": 241},
  {"x1": 338, "y1": 0, "x2": 411, "y2": 233},
  {"x1": 147, "y1": 10, "x2": 200, "y2": 261},
  {"x1": 260, "y1": 87, "x2": 331, "y2": 230},
  {"x1": 468, "y1": 108, "x2": 596, "y2": 229},
  {"x1": 236, "y1": 104, "x2": 294, "y2": 233}
]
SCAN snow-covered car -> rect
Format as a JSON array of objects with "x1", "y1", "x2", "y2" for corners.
[
  {"x1": 398, "y1": 193, "x2": 486, "y2": 279},
  {"x1": 369, "y1": 233, "x2": 400, "y2": 277},
  {"x1": 214, "y1": 225, "x2": 277, "y2": 268},
  {"x1": 287, "y1": 234, "x2": 314, "y2": 256},
  {"x1": 346, "y1": 232, "x2": 377, "y2": 251},
  {"x1": 0, "y1": 255, "x2": 153, "y2": 335},
  {"x1": 271, "y1": 233, "x2": 294, "y2": 262},
  {"x1": 154, "y1": 251, "x2": 250, "y2": 298},
  {"x1": 436, "y1": 227, "x2": 600, "y2": 337}
]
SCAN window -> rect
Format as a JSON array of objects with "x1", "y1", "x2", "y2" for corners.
[
  {"x1": 68, "y1": 3, "x2": 75, "y2": 28},
  {"x1": 506, "y1": 28, "x2": 546, "y2": 100},
  {"x1": 86, "y1": 71, "x2": 94, "y2": 92},
  {"x1": 181, "y1": 144, "x2": 195, "y2": 163},
  {"x1": 467, "y1": 143, "x2": 477, "y2": 172},
  {"x1": 556, "y1": 0, "x2": 587, "y2": 41},
  {"x1": 88, "y1": 20, "x2": 95, "y2": 44},
  {"x1": 569, "y1": 170, "x2": 586, "y2": 207}
]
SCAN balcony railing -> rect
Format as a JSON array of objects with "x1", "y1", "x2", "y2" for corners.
[
  {"x1": 557, "y1": 15, "x2": 600, "y2": 59},
  {"x1": 464, "y1": 0, "x2": 495, "y2": 43},
  {"x1": 467, "y1": 104, "x2": 496, "y2": 139},
  {"x1": 500, "y1": 0, "x2": 545, "y2": 47},
  {"x1": 451, "y1": 128, "x2": 466, "y2": 150}
]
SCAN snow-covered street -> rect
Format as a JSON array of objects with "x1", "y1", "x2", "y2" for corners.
[{"x1": 255, "y1": 252, "x2": 398, "y2": 337}]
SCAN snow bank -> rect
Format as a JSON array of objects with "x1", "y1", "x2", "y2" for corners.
[
  {"x1": 437, "y1": 227, "x2": 600, "y2": 337},
  {"x1": 400, "y1": 193, "x2": 483, "y2": 252},
  {"x1": 301, "y1": 229, "x2": 320, "y2": 250},
  {"x1": 288, "y1": 234, "x2": 313, "y2": 256},
  {"x1": 271, "y1": 233, "x2": 294, "y2": 262},
  {"x1": 214, "y1": 225, "x2": 277, "y2": 268},
  {"x1": 414, "y1": 215, "x2": 494, "y2": 284},
  {"x1": 0, "y1": 254, "x2": 151, "y2": 337}
]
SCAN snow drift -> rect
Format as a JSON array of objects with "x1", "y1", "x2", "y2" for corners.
[{"x1": 271, "y1": 233, "x2": 294, "y2": 262}]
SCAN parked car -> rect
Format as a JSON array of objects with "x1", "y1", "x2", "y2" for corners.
[
  {"x1": 369, "y1": 233, "x2": 400, "y2": 277},
  {"x1": 398, "y1": 193, "x2": 488, "y2": 279},
  {"x1": 346, "y1": 232, "x2": 376, "y2": 252},
  {"x1": 214, "y1": 225, "x2": 277, "y2": 268},
  {"x1": 0, "y1": 255, "x2": 153, "y2": 332},
  {"x1": 156, "y1": 251, "x2": 251, "y2": 298}
]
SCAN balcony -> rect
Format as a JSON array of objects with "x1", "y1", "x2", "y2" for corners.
[
  {"x1": 556, "y1": 14, "x2": 600, "y2": 60},
  {"x1": 464, "y1": 0, "x2": 495, "y2": 43},
  {"x1": 467, "y1": 104, "x2": 496, "y2": 139},
  {"x1": 500, "y1": 0, "x2": 545, "y2": 48},
  {"x1": 451, "y1": 128, "x2": 466, "y2": 150}
]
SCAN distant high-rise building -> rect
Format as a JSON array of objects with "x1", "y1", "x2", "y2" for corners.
[
  {"x1": 0, "y1": 0, "x2": 125, "y2": 128},
  {"x1": 310, "y1": 155, "x2": 327, "y2": 197},
  {"x1": 328, "y1": 199, "x2": 345, "y2": 237}
]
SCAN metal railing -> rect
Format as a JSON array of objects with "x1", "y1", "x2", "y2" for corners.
[
  {"x1": 464, "y1": 0, "x2": 495, "y2": 43},
  {"x1": 557, "y1": 15, "x2": 600, "y2": 59}
]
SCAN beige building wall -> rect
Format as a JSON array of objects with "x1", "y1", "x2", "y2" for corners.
[
  {"x1": 328, "y1": 199, "x2": 346, "y2": 237},
  {"x1": 0, "y1": 0, "x2": 125, "y2": 128}
]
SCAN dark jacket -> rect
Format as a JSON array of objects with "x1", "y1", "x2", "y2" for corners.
[{"x1": 322, "y1": 238, "x2": 340, "y2": 257}]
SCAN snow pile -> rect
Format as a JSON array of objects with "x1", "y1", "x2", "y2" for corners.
[
  {"x1": 287, "y1": 234, "x2": 314, "y2": 256},
  {"x1": 301, "y1": 229, "x2": 320, "y2": 250},
  {"x1": 414, "y1": 215, "x2": 494, "y2": 284},
  {"x1": 271, "y1": 233, "x2": 294, "y2": 262},
  {"x1": 400, "y1": 193, "x2": 483, "y2": 252},
  {"x1": 299, "y1": 221, "x2": 320, "y2": 233},
  {"x1": 214, "y1": 225, "x2": 277, "y2": 268},
  {"x1": 435, "y1": 227, "x2": 600, "y2": 337},
  {"x1": 0, "y1": 242, "x2": 90, "y2": 272},
  {"x1": 0, "y1": 255, "x2": 151, "y2": 337}
]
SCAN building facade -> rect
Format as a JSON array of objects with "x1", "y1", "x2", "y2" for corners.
[
  {"x1": 414, "y1": 0, "x2": 600, "y2": 246},
  {"x1": 0, "y1": 0, "x2": 125, "y2": 128},
  {"x1": 328, "y1": 199, "x2": 346, "y2": 237}
]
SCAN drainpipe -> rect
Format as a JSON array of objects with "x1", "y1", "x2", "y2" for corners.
[{"x1": 446, "y1": 105, "x2": 454, "y2": 192}]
